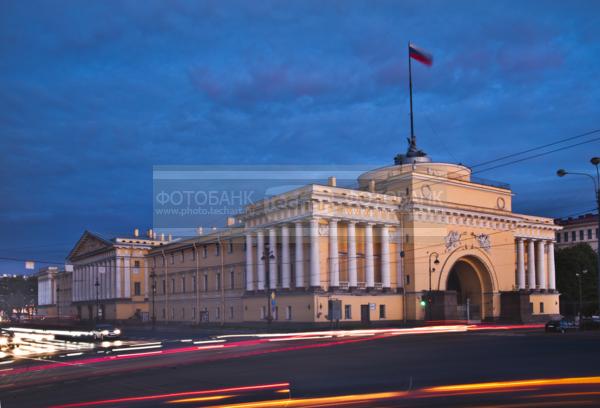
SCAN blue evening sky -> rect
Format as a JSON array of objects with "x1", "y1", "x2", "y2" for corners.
[{"x1": 1, "y1": 0, "x2": 599, "y2": 274}]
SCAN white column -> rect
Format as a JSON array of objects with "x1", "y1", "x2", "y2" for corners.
[
  {"x1": 536, "y1": 240, "x2": 547, "y2": 290},
  {"x1": 245, "y1": 233, "x2": 254, "y2": 291},
  {"x1": 295, "y1": 222, "x2": 304, "y2": 288},
  {"x1": 548, "y1": 241, "x2": 556, "y2": 291},
  {"x1": 381, "y1": 225, "x2": 391, "y2": 289},
  {"x1": 281, "y1": 225, "x2": 291, "y2": 289},
  {"x1": 110, "y1": 259, "x2": 115, "y2": 299},
  {"x1": 329, "y1": 219, "x2": 339, "y2": 288},
  {"x1": 124, "y1": 257, "x2": 131, "y2": 297},
  {"x1": 268, "y1": 228, "x2": 278, "y2": 289},
  {"x1": 365, "y1": 223, "x2": 375, "y2": 288},
  {"x1": 84, "y1": 265, "x2": 88, "y2": 300},
  {"x1": 396, "y1": 228, "x2": 404, "y2": 289},
  {"x1": 517, "y1": 238, "x2": 526, "y2": 290},
  {"x1": 527, "y1": 240, "x2": 536, "y2": 289},
  {"x1": 256, "y1": 230, "x2": 265, "y2": 290},
  {"x1": 73, "y1": 268, "x2": 78, "y2": 301},
  {"x1": 115, "y1": 258, "x2": 122, "y2": 298},
  {"x1": 309, "y1": 218, "x2": 321, "y2": 288},
  {"x1": 348, "y1": 221, "x2": 357, "y2": 288}
]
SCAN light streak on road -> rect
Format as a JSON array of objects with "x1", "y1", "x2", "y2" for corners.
[
  {"x1": 193, "y1": 339, "x2": 226, "y2": 345},
  {"x1": 48, "y1": 382, "x2": 291, "y2": 408},
  {"x1": 423, "y1": 376, "x2": 600, "y2": 393},
  {"x1": 112, "y1": 345, "x2": 162, "y2": 353}
]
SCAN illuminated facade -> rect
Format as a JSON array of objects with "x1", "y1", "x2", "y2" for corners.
[
  {"x1": 37, "y1": 266, "x2": 72, "y2": 318},
  {"x1": 66, "y1": 230, "x2": 167, "y2": 321},
  {"x1": 555, "y1": 213, "x2": 598, "y2": 253},
  {"x1": 148, "y1": 157, "x2": 562, "y2": 324}
]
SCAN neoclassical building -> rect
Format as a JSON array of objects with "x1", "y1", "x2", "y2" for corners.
[
  {"x1": 66, "y1": 230, "x2": 168, "y2": 321},
  {"x1": 147, "y1": 146, "x2": 561, "y2": 324}
]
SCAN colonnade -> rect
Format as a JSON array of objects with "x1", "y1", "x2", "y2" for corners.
[
  {"x1": 73, "y1": 258, "x2": 129, "y2": 301},
  {"x1": 245, "y1": 219, "x2": 399, "y2": 292},
  {"x1": 515, "y1": 238, "x2": 556, "y2": 290}
]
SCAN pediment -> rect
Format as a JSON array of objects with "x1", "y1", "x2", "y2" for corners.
[{"x1": 67, "y1": 231, "x2": 113, "y2": 261}]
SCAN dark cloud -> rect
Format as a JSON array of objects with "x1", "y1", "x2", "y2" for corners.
[{"x1": 1, "y1": 0, "x2": 599, "y2": 273}]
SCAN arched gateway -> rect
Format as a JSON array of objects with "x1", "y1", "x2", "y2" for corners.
[{"x1": 446, "y1": 256, "x2": 494, "y2": 321}]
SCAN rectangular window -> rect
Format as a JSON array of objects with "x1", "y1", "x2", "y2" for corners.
[
  {"x1": 162, "y1": 279, "x2": 166, "y2": 294},
  {"x1": 216, "y1": 273, "x2": 221, "y2": 290},
  {"x1": 215, "y1": 243, "x2": 220, "y2": 256},
  {"x1": 162, "y1": 308, "x2": 165, "y2": 318},
  {"x1": 588, "y1": 229, "x2": 593, "y2": 240},
  {"x1": 134, "y1": 260, "x2": 140, "y2": 268},
  {"x1": 191, "y1": 248, "x2": 196, "y2": 261},
  {"x1": 596, "y1": 228, "x2": 599, "y2": 238},
  {"x1": 406, "y1": 275, "x2": 410, "y2": 285},
  {"x1": 540, "y1": 302, "x2": 545, "y2": 314},
  {"x1": 181, "y1": 277, "x2": 186, "y2": 293},
  {"x1": 580, "y1": 230, "x2": 585, "y2": 241},
  {"x1": 230, "y1": 269, "x2": 235, "y2": 289},
  {"x1": 572, "y1": 231, "x2": 577, "y2": 241},
  {"x1": 204, "y1": 275, "x2": 208, "y2": 292},
  {"x1": 556, "y1": 232, "x2": 561, "y2": 243},
  {"x1": 243, "y1": 242, "x2": 247, "y2": 252},
  {"x1": 564, "y1": 232, "x2": 569, "y2": 242},
  {"x1": 286, "y1": 305, "x2": 292, "y2": 321},
  {"x1": 379, "y1": 304, "x2": 386, "y2": 319},
  {"x1": 228, "y1": 240, "x2": 233, "y2": 254},
  {"x1": 134, "y1": 282, "x2": 141, "y2": 296},
  {"x1": 345, "y1": 304, "x2": 352, "y2": 319},
  {"x1": 170, "y1": 253, "x2": 175, "y2": 264},
  {"x1": 153, "y1": 257, "x2": 157, "y2": 267},
  {"x1": 229, "y1": 306, "x2": 234, "y2": 319},
  {"x1": 216, "y1": 307, "x2": 221, "y2": 320},
  {"x1": 171, "y1": 278, "x2": 175, "y2": 293},
  {"x1": 180, "y1": 250, "x2": 185, "y2": 262},
  {"x1": 192, "y1": 275, "x2": 197, "y2": 291},
  {"x1": 202, "y1": 245, "x2": 208, "y2": 258},
  {"x1": 182, "y1": 308, "x2": 185, "y2": 319}
]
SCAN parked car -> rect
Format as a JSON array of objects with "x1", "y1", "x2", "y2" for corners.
[
  {"x1": 545, "y1": 318, "x2": 578, "y2": 333},
  {"x1": 91, "y1": 324, "x2": 122, "y2": 340},
  {"x1": 580, "y1": 316, "x2": 600, "y2": 330}
]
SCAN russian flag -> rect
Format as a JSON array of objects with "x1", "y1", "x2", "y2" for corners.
[{"x1": 409, "y1": 44, "x2": 433, "y2": 66}]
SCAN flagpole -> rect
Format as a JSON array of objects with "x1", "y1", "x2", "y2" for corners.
[{"x1": 408, "y1": 42, "x2": 415, "y2": 145}]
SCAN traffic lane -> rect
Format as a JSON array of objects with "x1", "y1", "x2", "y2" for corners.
[
  {"x1": 0, "y1": 332, "x2": 363, "y2": 391},
  {"x1": 4, "y1": 329, "x2": 600, "y2": 407},
  {"x1": 43, "y1": 378, "x2": 600, "y2": 408}
]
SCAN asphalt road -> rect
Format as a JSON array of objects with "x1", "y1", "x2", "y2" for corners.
[{"x1": 2, "y1": 326, "x2": 600, "y2": 407}]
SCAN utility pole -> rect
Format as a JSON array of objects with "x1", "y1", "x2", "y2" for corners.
[{"x1": 557, "y1": 157, "x2": 600, "y2": 312}]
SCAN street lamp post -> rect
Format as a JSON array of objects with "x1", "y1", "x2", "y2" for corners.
[
  {"x1": 56, "y1": 285, "x2": 60, "y2": 322},
  {"x1": 557, "y1": 157, "x2": 600, "y2": 312},
  {"x1": 260, "y1": 247, "x2": 275, "y2": 325},
  {"x1": 94, "y1": 276, "x2": 100, "y2": 322},
  {"x1": 428, "y1": 252, "x2": 440, "y2": 320},
  {"x1": 150, "y1": 270, "x2": 156, "y2": 329},
  {"x1": 576, "y1": 269, "x2": 588, "y2": 318}
]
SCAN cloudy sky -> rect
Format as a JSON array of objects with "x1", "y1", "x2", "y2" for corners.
[{"x1": 1, "y1": 0, "x2": 599, "y2": 274}]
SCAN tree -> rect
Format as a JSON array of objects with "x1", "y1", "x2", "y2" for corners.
[
  {"x1": 555, "y1": 244, "x2": 598, "y2": 316},
  {"x1": 0, "y1": 275, "x2": 37, "y2": 318}
]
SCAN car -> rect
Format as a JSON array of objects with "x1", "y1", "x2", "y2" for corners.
[
  {"x1": 545, "y1": 318, "x2": 578, "y2": 333},
  {"x1": 91, "y1": 324, "x2": 122, "y2": 340}
]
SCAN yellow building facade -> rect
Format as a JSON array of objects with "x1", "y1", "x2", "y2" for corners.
[
  {"x1": 148, "y1": 157, "x2": 561, "y2": 325},
  {"x1": 66, "y1": 230, "x2": 166, "y2": 321}
]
